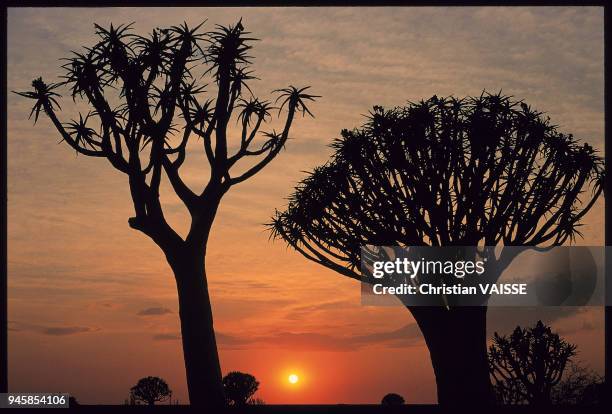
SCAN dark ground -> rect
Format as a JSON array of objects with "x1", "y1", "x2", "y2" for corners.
[{"x1": 64, "y1": 404, "x2": 609, "y2": 413}]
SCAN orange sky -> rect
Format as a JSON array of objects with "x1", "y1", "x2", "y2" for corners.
[{"x1": 7, "y1": 7, "x2": 605, "y2": 404}]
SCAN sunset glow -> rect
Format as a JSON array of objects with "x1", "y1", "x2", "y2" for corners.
[{"x1": 6, "y1": 6, "x2": 605, "y2": 405}]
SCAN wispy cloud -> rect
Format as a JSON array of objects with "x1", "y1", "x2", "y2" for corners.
[
  {"x1": 152, "y1": 331, "x2": 250, "y2": 350},
  {"x1": 137, "y1": 307, "x2": 173, "y2": 316},
  {"x1": 206, "y1": 324, "x2": 423, "y2": 352},
  {"x1": 9, "y1": 320, "x2": 98, "y2": 336},
  {"x1": 43, "y1": 326, "x2": 94, "y2": 336},
  {"x1": 152, "y1": 333, "x2": 180, "y2": 341}
]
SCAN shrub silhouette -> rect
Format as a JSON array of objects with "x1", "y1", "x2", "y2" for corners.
[
  {"x1": 270, "y1": 93, "x2": 603, "y2": 405},
  {"x1": 68, "y1": 396, "x2": 79, "y2": 407},
  {"x1": 552, "y1": 363, "x2": 603, "y2": 405},
  {"x1": 14, "y1": 20, "x2": 316, "y2": 408},
  {"x1": 130, "y1": 376, "x2": 171, "y2": 406},
  {"x1": 489, "y1": 320, "x2": 602, "y2": 405},
  {"x1": 381, "y1": 393, "x2": 405, "y2": 406},
  {"x1": 222, "y1": 371, "x2": 260, "y2": 406}
]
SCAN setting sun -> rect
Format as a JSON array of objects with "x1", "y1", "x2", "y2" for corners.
[{"x1": 288, "y1": 374, "x2": 299, "y2": 384}]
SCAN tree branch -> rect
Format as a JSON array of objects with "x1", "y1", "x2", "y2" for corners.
[{"x1": 228, "y1": 105, "x2": 295, "y2": 186}]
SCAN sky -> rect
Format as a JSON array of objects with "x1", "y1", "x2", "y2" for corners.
[{"x1": 6, "y1": 7, "x2": 605, "y2": 405}]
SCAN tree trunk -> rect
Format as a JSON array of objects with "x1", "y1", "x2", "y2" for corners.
[
  {"x1": 410, "y1": 306, "x2": 494, "y2": 405},
  {"x1": 170, "y1": 248, "x2": 224, "y2": 408}
]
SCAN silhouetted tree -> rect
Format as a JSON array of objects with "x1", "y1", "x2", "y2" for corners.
[
  {"x1": 490, "y1": 321, "x2": 602, "y2": 405},
  {"x1": 222, "y1": 371, "x2": 260, "y2": 406},
  {"x1": 578, "y1": 379, "x2": 605, "y2": 406},
  {"x1": 551, "y1": 363, "x2": 603, "y2": 405},
  {"x1": 130, "y1": 376, "x2": 172, "y2": 406},
  {"x1": 14, "y1": 21, "x2": 316, "y2": 408},
  {"x1": 270, "y1": 94, "x2": 603, "y2": 405},
  {"x1": 381, "y1": 393, "x2": 405, "y2": 406}
]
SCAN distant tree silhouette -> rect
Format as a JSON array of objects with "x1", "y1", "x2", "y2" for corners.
[
  {"x1": 15, "y1": 21, "x2": 316, "y2": 408},
  {"x1": 68, "y1": 396, "x2": 79, "y2": 407},
  {"x1": 270, "y1": 94, "x2": 603, "y2": 405},
  {"x1": 381, "y1": 393, "x2": 405, "y2": 406},
  {"x1": 551, "y1": 363, "x2": 603, "y2": 405},
  {"x1": 222, "y1": 371, "x2": 260, "y2": 406},
  {"x1": 490, "y1": 321, "x2": 602, "y2": 405},
  {"x1": 130, "y1": 376, "x2": 172, "y2": 406}
]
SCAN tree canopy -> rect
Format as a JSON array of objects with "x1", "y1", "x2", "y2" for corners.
[
  {"x1": 15, "y1": 21, "x2": 317, "y2": 252},
  {"x1": 270, "y1": 93, "x2": 604, "y2": 280},
  {"x1": 130, "y1": 376, "x2": 172, "y2": 406},
  {"x1": 222, "y1": 371, "x2": 260, "y2": 406}
]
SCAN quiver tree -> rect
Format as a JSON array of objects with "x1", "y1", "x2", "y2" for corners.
[
  {"x1": 130, "y1": 376, "x2": 172, "y2": 406},
  {"x1": 270, "y1": 93, "x2": 603, "y2": 405},
  {"x1": 15, "y1": 21, "x2": 317, "y2": 407},
  {"x1": 222, "y1": 371, "x2": 260, "y2": 406},
  {"x1": 489, "y1": 321, "x2": 576, "y2": 405}
]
